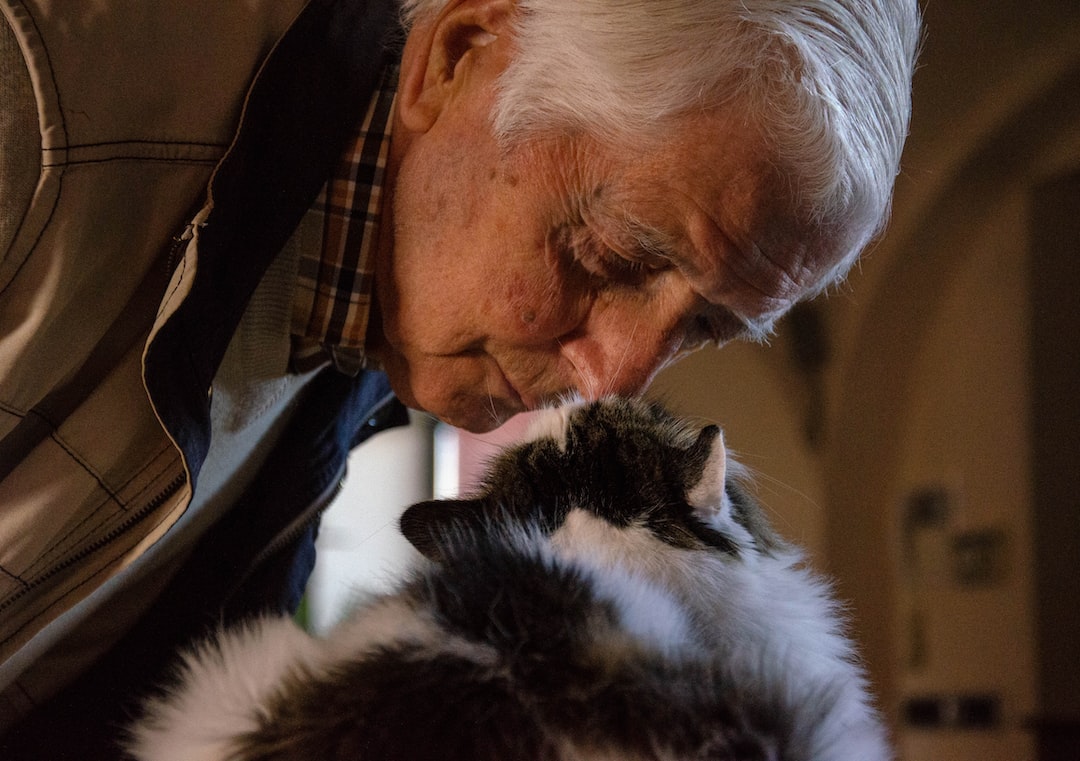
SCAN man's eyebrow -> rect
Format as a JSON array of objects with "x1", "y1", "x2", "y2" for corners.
[{"x1": 617, "y1": 213, "x2": 680, "y2": 259}]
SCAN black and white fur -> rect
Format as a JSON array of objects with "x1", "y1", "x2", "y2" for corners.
[{"x1": 128, "y1": 398, "x2": 890, "y2": 760}]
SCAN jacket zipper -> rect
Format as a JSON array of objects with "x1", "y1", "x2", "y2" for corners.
[
  {"x1": 0, "y1": 471, "x2": 188, "y2": 615},
  {"x1": 223, "y1": 462, "x2": 347, "y2": 606},
  {"x1": 0, "y1": 224, "x2": 195, "y2": 623},
  {"x1": 165, "y1": 223, "x2": 194, "y2": 276}
]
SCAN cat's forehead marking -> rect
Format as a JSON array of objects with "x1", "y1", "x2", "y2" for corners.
[
  {"x1": 523, "y1": 402, "x2": 585, "y2": 451},
  {"x1": 551, "y1": 508, "x2": 670, "y2": 569}
]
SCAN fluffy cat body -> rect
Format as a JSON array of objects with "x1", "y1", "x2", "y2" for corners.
[{"x1": 129, "y1": 398, "x2": 890, "y2": 760}]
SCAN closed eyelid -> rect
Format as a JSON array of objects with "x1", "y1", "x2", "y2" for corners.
[
  {"x1": 688, "y1": 299, "x2": 775, "y2": 346},
  {"x1": 613, "y1": 213, "x2": 679, "y2": 259},
  {"x1": 613, "y1": 217, "x2": 780, "y2": 341},
  {"x1": 607, "y1": 216, "x2": 772, "y2": 340},
  {"x1": 584, "y1": 195, "x2": 675, "y2": 258},
  {"x1": 720, "y1": 308, "x2": 775, "y2": 343},
  {"x1": 693, "y1": 310, "x2": 739, "y2": 346}
]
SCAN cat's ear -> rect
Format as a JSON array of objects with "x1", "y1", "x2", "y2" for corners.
[
  {"x1": 399, "y1": 498, "x2": 487, "y2": 561},
  {"x1": 685, "y1": 425, "x2": 727, "y2": 515}
]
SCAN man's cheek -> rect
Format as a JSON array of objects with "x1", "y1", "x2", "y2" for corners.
[{"x1": 497, "y1": 269, "x2": 590, "y2": 341}]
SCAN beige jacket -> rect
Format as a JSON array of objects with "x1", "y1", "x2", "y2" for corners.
[{"x1": 0, "y1": 0, "x2": 308, "y2": 698}]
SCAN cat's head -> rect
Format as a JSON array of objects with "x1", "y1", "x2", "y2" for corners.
[{"x1": 400, "y1": 397, "x2": 780, "y2": 564}]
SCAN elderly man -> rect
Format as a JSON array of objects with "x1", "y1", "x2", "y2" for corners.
[{"x1": 0, "y1": 0, "x2": 919, "y2": 754}]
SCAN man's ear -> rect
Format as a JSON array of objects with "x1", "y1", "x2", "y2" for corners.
[{"x1": 397, "y1": 0, "x2": 514, "y2": 133}]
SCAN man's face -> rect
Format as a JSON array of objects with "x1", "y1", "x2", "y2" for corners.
[{"x1": 370, "y1": 12, "x2": 843, "y2": 432}]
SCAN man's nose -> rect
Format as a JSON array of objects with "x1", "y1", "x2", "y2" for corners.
[{"x1": 557, "y1": 316, "x2": 684, "y2": 400}]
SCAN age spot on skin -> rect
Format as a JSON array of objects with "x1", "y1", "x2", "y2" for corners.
[{"x1": 497, "y1": 169, "x2": 519, "y2": 187}]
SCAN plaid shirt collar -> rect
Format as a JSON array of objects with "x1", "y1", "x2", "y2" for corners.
[{"x1": 291, "y1": 66, "x2": 397, "y2": 376}]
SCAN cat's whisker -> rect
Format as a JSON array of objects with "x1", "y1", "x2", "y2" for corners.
[
  {"x1": 556, "y1": 338, "x2": 595, "y2": 401},
  {"x1": 351, "y1": 516, "x2": 407, "y2": 549},
  {"x1": 482, "y1": 375, "x2": 500, "y2": 427},
  {"x1": 725, "y1": 450, "x2": 817, "y2": 539},
  {"x1": 729, "y1": 450, "x2": 819, "y2": 506},
  {"x1": 605, "y1": 317, "x2": 641, "y2": 398}
]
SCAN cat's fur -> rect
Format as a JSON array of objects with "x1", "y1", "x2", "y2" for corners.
[{"x1": 128, "y1": 397, "x2": 890, "y2": 761}]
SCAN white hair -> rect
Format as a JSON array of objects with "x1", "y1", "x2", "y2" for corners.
[{"x1": 399, "y1": 0, "x2": 922, "y2": 291}]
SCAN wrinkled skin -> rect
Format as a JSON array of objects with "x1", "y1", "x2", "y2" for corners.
[{"x1": 367, "y1": 0, "x2": 846, "y2": 432}]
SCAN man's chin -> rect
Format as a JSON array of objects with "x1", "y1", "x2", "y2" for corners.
[
  {"x1": 402, "y1": 390, "x2": 523, "y2": 433},
  {"x1": 378, "y1": 358, "x2": 525, "y2": 432},
  {"x1": 437, "y1": 403, "x2": 522, "y2": 434}
]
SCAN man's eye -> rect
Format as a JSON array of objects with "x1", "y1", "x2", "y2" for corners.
[
  {"x1": 578, "y1": 238, "x2": 666, "y2": 285},
  {"x1": 578, "y1": 248, "x2": 648, "y2": 283},
  {"x1": 553, "y1": 224, "x2": 668, "y2": 287},
  {"x1": 692, "y1": 314, "x2": 721, "y2": 345},
  {"x1": 688, "y1": 311, "x2": 745, "y2": 348}
]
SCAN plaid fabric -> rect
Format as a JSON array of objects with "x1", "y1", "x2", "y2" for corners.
[{"x1": 291, "y1": 66, "x2": 397, "y2": 376}]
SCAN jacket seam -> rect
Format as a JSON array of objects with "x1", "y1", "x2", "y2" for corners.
[
  {"x1": 17, "y1": 449, "x2": 174, "y2": 579},
  {"x1": 106, "y1": 442, "x2": 177, "y2": 498},
  {"x1": 24, "y1": 446, "x2": 179, "y2": 578},
  {"x1": 18, "y1": 1, "x2": 69, "y2": 143},
  {"x1": 0, "y1": 165, "x2": 63, "y2": 302},
  {"x1": 42, "y1": 157, "x2": 220, "y2": 168},
  {"x1": 26, "y1": 413, "x2": 170, "y2": 504},
  {"x1": 42, "y1": 429, "x2": 122, "y2": 505},
  {"x1": 0, "y1": 471, "x2": 187, "y2": 651},
  {"x1": 44, "y1": 139, "x2": 229, "y2": 150},
  {"x1": 0, "y1": 400, "x2": 25, "y2": 417},
  {"x1": 0, "y1": 0, "x2": 68, "y2": 299}
]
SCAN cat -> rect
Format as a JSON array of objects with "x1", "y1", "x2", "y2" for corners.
[{"x1": 127, "y1": 397, "x2": 890, "y2": 761}]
